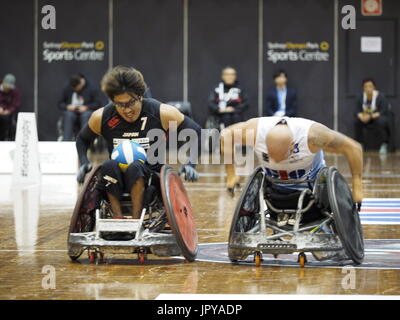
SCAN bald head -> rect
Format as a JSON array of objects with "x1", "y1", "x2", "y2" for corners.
[{"x1": 266, "y1": 124, "x2": 294, "y2": 163}]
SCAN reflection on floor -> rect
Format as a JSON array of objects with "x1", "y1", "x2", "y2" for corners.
[{"x1": 0, "y1": 153, "x2": 400, "y2": 299}]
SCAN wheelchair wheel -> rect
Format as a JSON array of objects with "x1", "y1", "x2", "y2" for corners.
[
  {"x1": 313, "y1": 167, "x2": 330, "y2": 210},
  {"x1": 228, "y1": 166, "x2": 264, "y2": 262},
  {"x1": 327, "y1": 167, "x2": 364, "y2": 264},
  {"x1": 67, "y1": 165, "x2": 102, "y2": 260},
  {"x1": 160, "y1": 166, "x2": 198, "y2": 262}
]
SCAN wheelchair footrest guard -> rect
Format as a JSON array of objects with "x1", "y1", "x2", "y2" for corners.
[
  {"x1": 68, "y1": 231, "x2": 181, "y2": 256},
  {"x1": 96, "y1": 219, "x2": 141, "y2": 233},
  {"x1": 230, "y1": 232, "x2": 343, "y2": 253}
]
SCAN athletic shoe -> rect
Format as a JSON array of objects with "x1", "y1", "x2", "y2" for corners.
[
  {"x1": 288, "y1": 214, "x2": 296, "y2": 225},
  {"x1": 277, "y1": 213, "x2": 289, "y2": 227}
]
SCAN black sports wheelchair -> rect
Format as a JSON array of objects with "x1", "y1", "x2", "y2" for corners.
[
  {"x1": 228, "y1": 166, "x2": 364, "y2": 267},
  {"x1": 67, "y1": 165, "x2": 198, "y2": 264}
]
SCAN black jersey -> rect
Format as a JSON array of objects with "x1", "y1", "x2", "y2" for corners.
[{"x1": 100, "y1": 98, "x2": 166, "y2": 165}]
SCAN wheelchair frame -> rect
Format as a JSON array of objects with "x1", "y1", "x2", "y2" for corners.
[
  {"x1": 228, "y1": 166, "x2": 364, "y2": 267},
  {"x1": 67, "y1": 165, "x2": 198, "y2": 264}
]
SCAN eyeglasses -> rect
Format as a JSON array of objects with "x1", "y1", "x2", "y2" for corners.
[{"x1": 113, "y1": 96, "x2": 140, "y2": 109}]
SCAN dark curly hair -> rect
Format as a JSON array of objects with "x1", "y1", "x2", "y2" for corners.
[
  {"x1": 362, "y1": 78, "x2": 376, "y2": 88},
  {"x1": 101, "y1": 66, "x2": 146, "y2": 100}
]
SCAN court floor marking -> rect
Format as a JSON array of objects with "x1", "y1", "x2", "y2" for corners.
[
  {"x1": 186, "y1": 188, "x2": 400, "y2": 194},
  {"x1": 198, "y1": 173, "x2": 400, "y2": 178},
  {"x1": 360, "y1": 199, "x2": 400, "y2": 224},
  {"x1": 365, "y1": 249, "x2": 400, "y2": 253},
  {"x1": 362, "y1": 205, "x2": 400, "y2": 207},
  {"x1": 188, "y1": 258, "x2": 400, "y2": 270},
  {"x1": 362, "y1": 222, "x2": 400, "y2": 225},
  {"x1": 186, "y1": 186, "x2": 400, "y2": 194},
  {"x1": 1, "y1": 239, "x2": 399, "y2": 253},
  {"x1": 0, "y1": 249, "x2": 68, "y2": 252},
  {"x1": 194, "y1": 241, "x2": 400, "y2": 270},
  {"x1": 2, "y1": 244, "x2": 399, "y2": 270},
  {"x1": 156, "y1": 293, "x2": 400, "y2": 300}
]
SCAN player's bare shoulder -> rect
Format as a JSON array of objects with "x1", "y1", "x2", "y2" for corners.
[
  {"x1": 88, "y1": 107, "x2": 104, "y2": 135},
  {"x1": 159, "y1": 103, "x2": 184, "y2": 130}
]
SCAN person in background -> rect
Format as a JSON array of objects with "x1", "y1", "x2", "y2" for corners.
[
  {"x1": 264, "y1": 69, "x2": 297, "y2": 117},
  {"x1": 58, "y1": 73, "x2": 101, "y2": 141},
  {"x1": 208, "y1": 66, "x2": 249, "y2": 128},
  {"x1": 355, "y1": 78, "x2": 390, "y2": 154},
  {"x1": 0, "y1": 74, "x2": 20, "y2": 141}
]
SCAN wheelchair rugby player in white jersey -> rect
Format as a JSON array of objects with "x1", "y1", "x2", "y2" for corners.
[{"x1": 221, "y1": 116, "x2": 365, "y2": 266}]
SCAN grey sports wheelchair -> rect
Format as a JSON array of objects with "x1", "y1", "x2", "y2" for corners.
[{"x1": 228, "y1": 166, "x2": 364, "y2": 267}]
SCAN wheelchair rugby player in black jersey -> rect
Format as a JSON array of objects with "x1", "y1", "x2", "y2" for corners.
[{"x1": 75, "y1": 66, "x2": 202, "y2": 220}]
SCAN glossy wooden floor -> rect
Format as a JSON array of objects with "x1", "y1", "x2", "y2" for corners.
[{"x1": 1, "y1": 153, "x2": 400, "y2": 299}]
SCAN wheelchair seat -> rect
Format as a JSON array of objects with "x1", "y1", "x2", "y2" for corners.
[
  {"x1": 265, "y1": 187, "x2": 305, "y2": 208},
  {"x1": 263, "y1": 178, "x2": 327, "y2": 225},
  {"x1": 119, "y1": 171, "x2": 160, "y2": 205}
]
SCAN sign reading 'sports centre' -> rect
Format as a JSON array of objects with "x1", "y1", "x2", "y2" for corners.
[
  {"x1": 267, "y1": 41, "x2": 330, "y2": 64},
  {"x1": 42, "y1": 41, "x2": 105, "y2": 63},
  {"x1": 36, "y1": 0, "x2": 110, "y2": 141}
]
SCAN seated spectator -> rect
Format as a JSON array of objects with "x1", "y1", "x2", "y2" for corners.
[
  {"x1": 208, "y1": 66, "x2": 249, "y2": 128},
  {"x1": 0, "y1": 74, "x2": 20, "y2": 141},
  {"x1": 355, "y1": 78, "x2": 390, "y2": 153},
  {"x1": 58, "y1": 73, "x2": 101, "y2": 141},
  {"x1": 264, "y1": 69, "x2": 297, "y2": 117}
]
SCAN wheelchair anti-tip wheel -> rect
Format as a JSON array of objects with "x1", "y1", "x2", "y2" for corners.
[
  {"x1": 254, "y1": 252, "x2": 263, "y2": 267},
  {"x1": 298, "y1": 252, "x2": 307, "y2": 268}
]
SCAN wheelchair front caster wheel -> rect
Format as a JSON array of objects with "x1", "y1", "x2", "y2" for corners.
[
  {"x1": 298, "y1": 252, "x2": 307, "y2": 268},
  {"x1": 254, "y1": 252, "x2": 262, "y2": 267},
  {"x1": 88, "y1": 252, "x2": 97, "y2": 264}
]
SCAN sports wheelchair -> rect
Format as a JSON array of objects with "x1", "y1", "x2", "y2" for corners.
[
  {"x1": 228, "y1": 166, "x2": 364, "y2": 267},
  {"x1": 67, "y1": 165, "x2": 198, "y2": 264}
]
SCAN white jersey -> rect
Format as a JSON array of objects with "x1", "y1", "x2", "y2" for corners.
[{"x1": 254, "y1": 117, "x2": 325, "y2": 188}]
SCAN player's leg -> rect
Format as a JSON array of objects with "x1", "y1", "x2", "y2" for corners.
[
  {"x1": 107, "y1": 193, "x2": 123, "y2": 218},
  {"x1": 372, "y1": 116, "x2": 389, "y2": 152},
  {"x1": 63, "y1": 110, "x2": 78, "y2": 141},
  {"x1": 96, "y1": 159, "x2": 125, "y2": 218},
  {"x1": 124, "y1": 160, "x2": 154, "y2": 219},
  {"x1": 130, "y1": 177, "x2": 145, "y2": 219}
]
